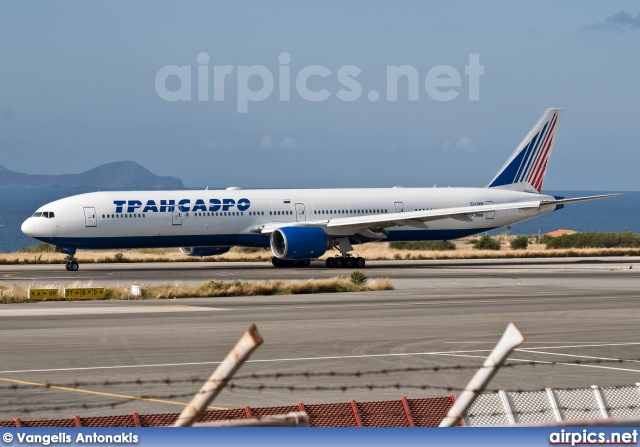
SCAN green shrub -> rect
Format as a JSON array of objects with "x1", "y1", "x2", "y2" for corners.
[
  {"x1": 350, "y1": 270, "x2": 367, "y2": 285},
  {"x1": 542, "y1": 231, "x2": 640, "y2": 249},
  {"x1": 389, "y1": 240, "x2": 456, "y2": 250},
  {"x1": 114, "y1": 253, "x2": 124, "y2": 263},
  {"x1": 473, "y1": 235, "x2": 501, "y2": 250},
  {"x1": 510, "y1": 236, "x2": 529, "y2": 250},
  {"x1": 19, "y1": 243, "x2": 55, "y2": 253}
]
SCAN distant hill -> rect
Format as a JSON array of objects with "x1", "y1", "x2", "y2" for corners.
[{"x1": 0, "y1": 161, "x2": 184, "y2": 189}]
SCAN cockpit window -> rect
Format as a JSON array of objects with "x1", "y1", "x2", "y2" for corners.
[{"x1": 34, "y1": 211, "x2": 56, "y2": 218}]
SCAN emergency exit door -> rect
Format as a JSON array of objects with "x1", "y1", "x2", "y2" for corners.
[
  {"x1": 172, "y1": 210, "x2": 183, "y2": 225},
  {"x1": 485, "y1": 201, "x2": 495, "y2": 219},
  {"x1": 295, "y1": 203, "x2": 306, "y2": 222},
  {"x1": 83, "y1": 207, "x2": 97, "y2": 227}
]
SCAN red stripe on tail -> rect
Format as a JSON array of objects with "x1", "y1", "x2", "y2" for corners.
[{"x1": 528, "y1": 115, "x2": 557, "y2": 191}]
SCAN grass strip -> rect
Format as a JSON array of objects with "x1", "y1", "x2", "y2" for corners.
[{"x1": 0, "y1": 276, "x2": 394, "y2": 304}]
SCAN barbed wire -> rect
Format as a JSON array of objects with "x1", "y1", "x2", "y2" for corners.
[
  {"x1": 3, "y1": 379, "x2": 640, "y2": 415},
  {"x1": 3, "y1": 355, "x2": 640, "y2": 421},
  {"x1": 1, "y1": 355, "x2": 638, "y2": 392}
]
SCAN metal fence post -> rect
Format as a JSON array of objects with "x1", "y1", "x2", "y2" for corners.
[
  {"x1": 193, "y1": 412, "x2": 310, "y2": 427},
  {"x1": 173, "y1": 324, "x2": 264, "y2": 427},
  {"x1": 439, "y1": 322, "x2": 524, "y2": 427}
]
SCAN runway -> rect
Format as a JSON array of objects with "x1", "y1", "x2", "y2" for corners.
[{"x1": 1, "y1": 257, "x2": 639, "y2": 422}]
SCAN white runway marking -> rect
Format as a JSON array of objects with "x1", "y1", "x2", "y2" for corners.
[
  {"x1": 3, "y1": 342, "x2": 640, "y2": 375},
  {"x1": 428, "y1": 352, "x2": 640, "y2": 374},
  {"x1": 514, "y1": 348, "x2": 640, "y2": 363},
  {"x1": 518, "y1": 342, "x2": 640, "y2": 351},
  {"x1": 0, "y1": 348, "x2": 525, "y2": 374},
  {"x1": 0, "y1": 305, "x2": 228, "y2": 317}
]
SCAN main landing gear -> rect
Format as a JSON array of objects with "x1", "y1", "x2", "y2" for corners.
[
  {"x1": 325, "y1": 238, "x2": 366, "y2": 268},
  {"x1": 325, "y1": 255, "x2": 365, "y2": 269},
  {"x1": 271, "y1": 257, "x2": 311, "y2": 268}
]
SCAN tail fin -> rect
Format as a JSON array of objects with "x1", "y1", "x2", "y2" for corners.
[{"x1": 488, "y1": 108, "x2": 563, "y2": 193}]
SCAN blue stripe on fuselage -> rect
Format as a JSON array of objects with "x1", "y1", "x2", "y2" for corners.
[{"x1": 37, "y1": 228, "x2": 498, "y2": 250}]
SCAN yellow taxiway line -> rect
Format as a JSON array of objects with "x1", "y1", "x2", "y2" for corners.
[{"x1": 0, "y1": 377, "x2": 229, "y2": 411}]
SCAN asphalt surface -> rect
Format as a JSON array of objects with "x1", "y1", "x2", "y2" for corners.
[{"x1": 1, "y1": 257, "x2": 639, "y2": 422}]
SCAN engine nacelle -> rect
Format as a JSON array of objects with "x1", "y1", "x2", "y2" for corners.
[
  {"x1": 179, "y1": 247, "x2": 231, "y2": 257},
  {"x1": 270, "y1": 227, "x2": 328, "y2": 260}
]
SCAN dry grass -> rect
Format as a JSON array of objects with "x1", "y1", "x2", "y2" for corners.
[
  {"x1": 2, "y1": 240, "x2": 640, "y2": 266},
  {"x1": 0, "y1": 276, "x2": 394, "y2": 304}
]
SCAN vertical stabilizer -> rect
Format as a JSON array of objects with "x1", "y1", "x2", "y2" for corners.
[{"x1": 488, "y1": 108, "x2": 563, "y2": 193}]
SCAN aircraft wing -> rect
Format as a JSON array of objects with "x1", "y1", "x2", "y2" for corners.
[
  {"x1": 325, "y1": 200, "x2": 544, "y2": 231},
  {"x1": 254, "y1": 194, "x2": 619, "y2": 236}
]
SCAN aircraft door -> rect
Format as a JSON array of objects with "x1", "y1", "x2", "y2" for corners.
[
  {"x1": 83, "y1": 207, "x2": 97, "y2": 227},
  {"x1": 172, "y1": 210, "x2": 183, "y2": 225},
  {"x1": 485, "y1": 201, "x2": 495, "y2": 219},
  {"x1": 394, "y1": 202, "x2": 404, "y2": 213},
  {"x1": 295, "y1": 203, "x2": 306, "y2": 222}
]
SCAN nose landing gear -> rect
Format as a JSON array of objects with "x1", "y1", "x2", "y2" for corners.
[
  {"x1": 57, "y1": 246, "x2": 79, "y2": 272},
  {"x1": 64, "y1": 256, "x2": 79, "y2": 271}
]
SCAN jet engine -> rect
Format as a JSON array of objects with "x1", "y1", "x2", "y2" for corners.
[
  {"x1": 179, "y1": 247, "x2": 231, "y2": 257},
  {"x1": 270, "y1": 227, "x2": 328, "y2": 260}
]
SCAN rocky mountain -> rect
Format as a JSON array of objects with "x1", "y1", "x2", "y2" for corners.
[{"x1": 0, "y1": 161, "x2": 184, "y2": 189}]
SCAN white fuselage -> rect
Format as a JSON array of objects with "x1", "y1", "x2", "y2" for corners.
[{"x1": 21, "y1": 187, "x2": 558, "y2": 250}]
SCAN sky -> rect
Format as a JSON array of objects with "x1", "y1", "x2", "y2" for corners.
[{"x1": 1, "y1": 1, "x2": 639, "y2": 190}]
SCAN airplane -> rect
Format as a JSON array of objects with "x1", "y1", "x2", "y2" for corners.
[{"x1": 21, "y1": 108, "x2": 618, "y2": 271}]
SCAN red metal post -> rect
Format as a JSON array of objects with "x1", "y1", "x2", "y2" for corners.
[
  {"x1": 349, "y1": 400, "x2": 363, "y2": 427},
  {"x1": 73, "y1": 415, "x2": 82, "y2": 427},
  {"x1": 400, "y1": 396, "x2": 415, "y2": 427},
  {"x1": 449, "y1": 394, "x2": 464, "y2": 426},
  {"x1": 13, "y1": 418, "x2": 21, "y2": 427},
  {"x1": 131, "y1": 412, "x2": 141, "y2": 427},
  {"x1": 244, "y1": 406, "x2": 253, "y2": 419}
]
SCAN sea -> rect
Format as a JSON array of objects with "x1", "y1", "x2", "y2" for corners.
[{"x1": 0, "y1": 188, "x2": 638, "y2": 253}]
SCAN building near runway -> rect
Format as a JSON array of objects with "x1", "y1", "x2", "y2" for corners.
[{"x1": 545, "y1": 229, "x2": 577, "y2": 237}]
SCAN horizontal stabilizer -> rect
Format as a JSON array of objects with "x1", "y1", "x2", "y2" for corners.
[{"x1": 541, "y1": 193, "x2": 622, "y2": 206}]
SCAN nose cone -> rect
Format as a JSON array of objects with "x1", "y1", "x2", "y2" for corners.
[{"x1": 21, "y1": 218, "x2": 34, "y2": 237}]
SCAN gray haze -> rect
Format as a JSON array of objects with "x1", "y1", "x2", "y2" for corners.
[{"x1": 1, "y1": 2, "x2": 639, "y2": 190}]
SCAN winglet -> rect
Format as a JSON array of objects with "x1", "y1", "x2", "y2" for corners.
[{"x1": 488, "y1": 108, "x2": 563, "y2": 193}]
